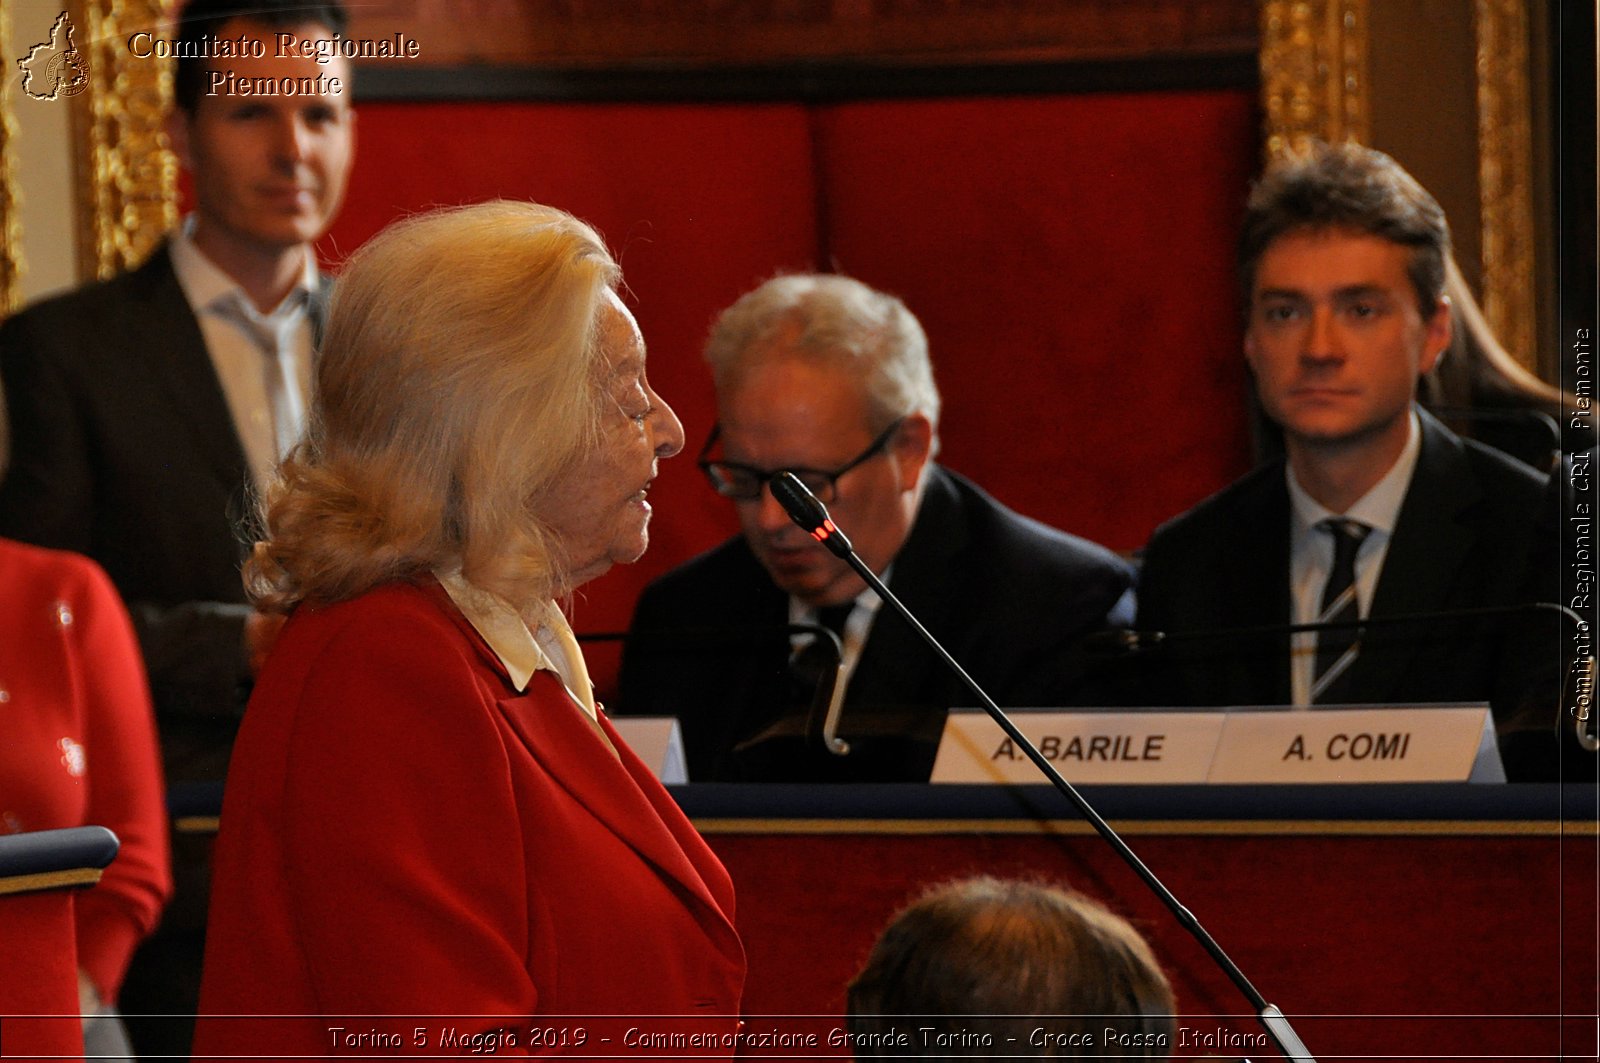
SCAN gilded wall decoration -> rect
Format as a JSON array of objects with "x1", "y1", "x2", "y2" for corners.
[
  {"x1": 344, "y1": 0, "x2": 1259, "y2": 68},
  {"x1": 1, "y1": 4, "x2": 23, "y2": 314},
  {"x1": 1258, "y1": 0, "x2": 1545, "y2": 375},
  {"x1": 1259, "y1": 0, "x2": 1371, "y2": 158},
  {"x1": 71, "y1": 0, "x2": 176, "y2": 283},
  {"x1": 1474, "y1": 0, "x2": 1537, "y2": 371}
]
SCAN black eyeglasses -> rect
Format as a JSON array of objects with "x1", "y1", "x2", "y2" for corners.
[{"x1": 697, "y1": 417, "x2": 906, "y2": 503}]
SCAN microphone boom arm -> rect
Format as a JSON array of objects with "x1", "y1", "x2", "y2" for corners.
[{"x1": 770, "y1": 471, "x2": 1317, "y2": 1063}]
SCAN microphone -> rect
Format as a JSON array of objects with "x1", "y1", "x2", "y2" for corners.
[
  {"x1": 769, "y1": 473, "x2": 853, "y2": 558},
  {"x1": 768, "y1": 472, "x2": 1319, "y2": 1063}
]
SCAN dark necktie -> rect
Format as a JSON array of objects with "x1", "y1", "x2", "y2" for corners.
[
  {"x1": 814, "y1": 603, "x2": 856, "y2": 640},
  {"x1": 1312, "y1": 518, "x2": 1372, "y2": 703},
  {"x1": 786, "y1": 602, "x2": 856, "y2": 711}
]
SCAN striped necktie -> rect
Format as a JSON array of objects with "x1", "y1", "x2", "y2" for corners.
[{"x1": 1311, "y1": 517, "x2": 1372, "y2": 703}]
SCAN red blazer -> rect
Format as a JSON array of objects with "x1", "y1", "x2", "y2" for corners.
[
  {"x1": 0, "y1": 538, "x2": 170, "y2": 999},
  {"x1": 195, "y1": 579, "x2": 745, "y2": 1059}
]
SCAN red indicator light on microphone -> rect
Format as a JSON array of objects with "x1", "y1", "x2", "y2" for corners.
[{"x1": 809, "y1": 519, "x2": 838, "y2": 543}]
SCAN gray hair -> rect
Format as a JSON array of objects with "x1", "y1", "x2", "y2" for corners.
[{"x1": 704, "y1": 274, "x2": 941, "y2": 437}]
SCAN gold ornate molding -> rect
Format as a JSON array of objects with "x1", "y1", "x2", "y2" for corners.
[
  {"x1": 0, "y1": 4, "x2": 23, "y2": 314},
  {"x1": 0, "y1": 866, "x2": 105, "y2": 896},
  {"x1": 1474, "y1": 0, "x2": 1537, "y2": 372},
  {"x1": 71, "y1": 0, "x2": 176, "y2": 283},
  {"x1": 346, "y1": 0, "x2": 1260, "y2": 68},
  {"x1": 1259, "y1": 0, "x2": 1544, "y2": 375},
  {"x1": 1259, "y1": 0, "x2": 1371, "y2": 159}
]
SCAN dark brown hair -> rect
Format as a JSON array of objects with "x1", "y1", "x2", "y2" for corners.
[
  {"x1": 1238, "y1": 141, "x2": 1451, "y2": 319},
  {"x1": 846, "y1": 878, "x2": 1175, "y2": 1059},
  {"x1": 173, "y1": 0, "x2": 350, "y2": 114}
]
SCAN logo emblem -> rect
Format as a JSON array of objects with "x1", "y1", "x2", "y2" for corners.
[{"x1": 17, "y1": 12, "x2": 91, "y2": 101}]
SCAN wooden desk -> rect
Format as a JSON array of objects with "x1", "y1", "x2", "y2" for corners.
[
  {"x1": 168, "y1": 781, "x2": 1595, "y2": 1059},
  {"x1": 677, "y1": 784, "x2": 1599, "y2": 1061}
]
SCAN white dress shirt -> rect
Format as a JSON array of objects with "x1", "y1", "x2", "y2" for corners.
[
  {"x1": 1286, "y1": 410, "x2": 1423, "y2": 706},
  {"x1": 434, "y1": 569, "x2": 597, "y2": 717},
  {"x1": 169, "y1": 219, "x2": 317, "y2": 491}
]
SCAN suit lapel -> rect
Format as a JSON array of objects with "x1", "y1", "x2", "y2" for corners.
[
  {"x1": 1222, "y1": 468, "x2": 1294, "y2": 704},
  {"x1": 124, "y1": 246, "x2": 250, "y2": 490},
  {"x1": 595, "y1": 710, "x2": 740, "y2": 919},
  {"x1": 308, "y1": 273, "x2": 334, "y2": 347},
  {"x1": 420, "y1": 580, "x2": 740, "y2": 954},
  {"x1": 705, "y1": 545, "x2": 792, "y2": 749},
  {"x1": 735, "y1": 554, "x2": 794, "y2": 715},
  {"x1": 497, "y1": 678, "x2": 741, "y2": 955},
  {"x1": 847, "y1": 469, "x2": 963, "y2": 712},
  {"x1": 1355, "y1": 412, "x2": 1479, "y2": 701}
]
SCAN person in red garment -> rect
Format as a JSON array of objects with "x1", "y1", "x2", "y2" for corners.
[
  {"x1": 0, "y1": 400, "x2": 171, "y2": 1059},
  {"x1": 194, "y1": 201, "x2": 744, "y2": 1057}
]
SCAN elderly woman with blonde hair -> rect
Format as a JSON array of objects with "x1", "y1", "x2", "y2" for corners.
[{"x1": 193, "y1": 201, "x2": 744, "y2": 1058}]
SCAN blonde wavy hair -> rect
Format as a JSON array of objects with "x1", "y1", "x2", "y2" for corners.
[{"x1": 245, "y1": 200, "x2": 619, "y2": 613}]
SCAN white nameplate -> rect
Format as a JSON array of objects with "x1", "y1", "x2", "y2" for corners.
[
  {"x1": 931, "y1": 711, "x2": 1225, "y2": 784},
  {"x1": 1208, "y1": 705, "x2": 1497, "y2": 783},
  {"x1": 930, "y1": 705, "x2": 1502, "y2": 785},
  {"x1": 609, "y1": 717, "x2": 689, "y2": 784}
]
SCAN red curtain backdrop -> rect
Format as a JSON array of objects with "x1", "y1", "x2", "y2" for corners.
[{"x1": 304, "y1": 89, "x2": 1259, "y2": 694}]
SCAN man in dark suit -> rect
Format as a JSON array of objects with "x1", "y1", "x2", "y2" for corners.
[
  {"x1": 618, "y1": 274, "x2": 1134, "y2": 782},
  {"x1": 0, "y1": 0, "x2": 353, "y2": 778},
  {"x1": 0, "y1": 0, "x2": 354, "y2": 1044},
  {"x1": 1135, "y1": 143, "x2": 1561, "y2": 777}
]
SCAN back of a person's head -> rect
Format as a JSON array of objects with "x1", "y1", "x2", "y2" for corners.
[
  {"x1": 846, "y1": 877, "x2": 1175, "y2": 1059},
  {"x1": 1237, "y1": 140, "x2": 1451, "y2": 318}
]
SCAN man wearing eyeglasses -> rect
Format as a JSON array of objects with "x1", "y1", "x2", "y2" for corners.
[{"x1": 617, "y1": 273, "x2": 1135, "y2": 782}]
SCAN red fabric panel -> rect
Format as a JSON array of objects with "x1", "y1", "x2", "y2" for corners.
[
  {"x1": 317, "y1": 101, "x2": 821, "y2": 689},
  {"x1": 288, "y1": 91, "x2": 1257, "y2": 694},
  {"x1": 709, "y1": 829, "x2": 1595, "y2": 1060},
  {"x1": 817, "y1": 92, "x2": 1260, "y2": 553},
  {"x1": 0, "y1": 889, "x2": 84, "y2": 1058}
]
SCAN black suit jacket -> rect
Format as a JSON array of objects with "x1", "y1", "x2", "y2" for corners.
[
  {"x1": 1134, "y1": 409, "x2": 1561, "y2": 775},
  {"x1": 0, "y1": 245, "x2": 328, "y2": 781},
  {"x1": 617, "y1": 467, "x2": 1135, "y2": 781}
]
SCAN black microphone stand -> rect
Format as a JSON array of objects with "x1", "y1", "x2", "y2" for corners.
[{"x1": 770, "y1": 472, "x2": 1317, "y2": 1063}]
